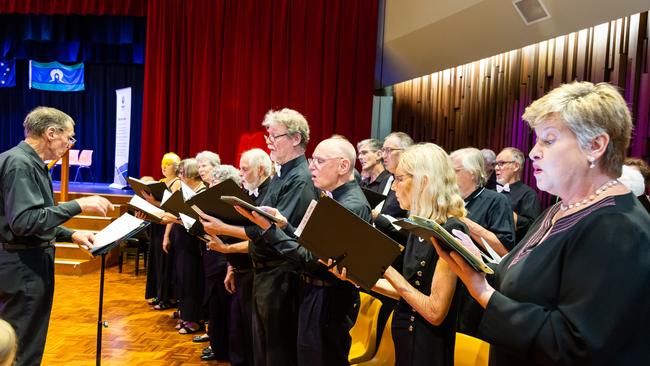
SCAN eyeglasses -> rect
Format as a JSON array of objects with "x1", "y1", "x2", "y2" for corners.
[
  {"x1": 308, "y1": 156, "x2": 343, "y2": 168},
  {"x1": 57, "y1": 128, "x2": 76, "y2": 145},
  {"x1": 264, "y1": 133, "x2": 289, "y2": 143},
  {"x1": 381, "y1": 147, "x2": 403, "y2": 155},
  {"x1": 495, "y1": 160, "x2": 516, "y2": 168}
]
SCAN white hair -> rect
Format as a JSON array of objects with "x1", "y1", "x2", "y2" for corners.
[{"x1": 619, "y1": 165, "x2": 645, "y2": 196}]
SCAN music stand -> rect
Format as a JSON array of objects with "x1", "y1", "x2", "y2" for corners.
[{"x1": 89, "y1": 221, "x2": 149, "y2": 366}]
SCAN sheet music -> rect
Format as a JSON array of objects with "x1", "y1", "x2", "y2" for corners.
[
  {"x1": 161, "y1": 189, "x2": 173, "y2": 205},
  {"x1": 129, "y1": 195, "x2": 164, "y2": 215},
  {"x1": 180, "y1": 181, "x2": 197, "y2": 201},
  {"x1": 92, "y1": 213, "x2": 145, "y2": 251},
  {"x1": 179, "y1": 212, "x2": 197, "y2": 231}
]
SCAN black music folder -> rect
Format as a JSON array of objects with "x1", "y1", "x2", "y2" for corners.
[
  {"x1": 128, "y1": 177, "x2": 168, "y2": 202},
  {"x1": 361, "y1": 187, "x2": 387, "y2": 208},
  {"x1": 185, "y1": 179, "x2": 254, "y2": 226},
  {"x1": 297, "y1": 196, "x2": 402, "y2": 290},
  {"x1": 220, "y1": 196, "x2": 282, "y2": 223},
  {"x1": 394, "y1": 216, "x2": 494, "y2": 274},
  {"x1": 160, "y1": 190, "x2": 199, "y2": 220},
  {"x1": 638, "y1": 195, "x2": 650, "y2": 214}
]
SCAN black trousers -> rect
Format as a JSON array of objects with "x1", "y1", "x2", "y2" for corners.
[
  {"x1": 297, "y1": 283, "x2": 360, "y2": 366},
  {"x1": 0, "y1": 246, "x2": 55, "y2": 366},
  {"x1": 251, "y1": 265, "x2": 300, "y2": 366},
  {"x1": 228, "y1": 270, "x2": 254, "y2": 366},
  {"x1": 204, "y1": 256, "x2": 231, "y2": 360}
]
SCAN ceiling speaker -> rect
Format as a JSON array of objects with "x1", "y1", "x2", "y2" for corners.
[{"x1": 512, "y1": 0, "x2": 551, "y2": 25}]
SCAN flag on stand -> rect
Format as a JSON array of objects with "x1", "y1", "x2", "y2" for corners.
[
  {"x1": 0, "y1": 59, "x2": 16, "y2": 87},
  {"x1": 29, "y1": 60, "x2": 84, "y2": 91}
]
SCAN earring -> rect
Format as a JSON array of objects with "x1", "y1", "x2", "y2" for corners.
[{"x1": 588, "y1": 156, "x2": 596, "y2": 169}]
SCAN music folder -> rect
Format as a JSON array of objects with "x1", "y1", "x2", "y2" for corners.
[
  {"x1": 297, "y1": 196, "x2": 402, "y2": 290},
  {"x1": 128, "y1": 177, "x2": 168, "y2": 202},
  {"x1": 127, "y1": 195, "x2": 165, "y2": 224},
  {"x1": 89, "y1": 213, "x2": 150, "y2": 256},
  {"x1": 185, "y1": 179, "x2": 254, "y2": 226},
  {"x1": 393, "y1": 216, "x2": 494, "y2": 274},
  {"x1": 220, "y1": 196, "x2": 282, "y2": 223},
  {"x1": 361, "y1": 187, "x2": 387, "y2": 208}
]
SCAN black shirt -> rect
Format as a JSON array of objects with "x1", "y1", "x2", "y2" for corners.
[
  {"x1": 498, "y1": 181, "x2": 541, "y2": 242},
  {"x1": 465, "y1": 187, "x2": 516, "y2": 251},
  {"x1": 360, "y1": 169, "x2": 391, "y2": 194},
  {"x1": 0, "y1": 141, "x2": 81, "y2": 246},
  {"x1": 226, "y1": 177, "x2": 270, "y2": 270},
  {"x1": 244, "y1": 155, "x2": 318, "y2": 263},
  {"x1": 262, "y1": 180, "x2": 371, "y2": 281}
]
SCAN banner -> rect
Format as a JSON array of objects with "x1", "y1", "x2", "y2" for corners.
[
  {"x1": 0, "y1": 59, "x2": 15, "y2": 87},
  {"x1": 29, "y1": 60, "x2": 84, "y2": 91},
  {"x1": 109, "y1": 87, "x2": 132, "y2": 189}
]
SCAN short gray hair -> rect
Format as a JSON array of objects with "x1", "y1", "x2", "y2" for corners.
[
  {"x1": 241, "y1": 148, "x2": 272, "y2": 177},
  {"x1": 522, "y1": 81, "x2": 632, "y2": 177},
  {"x1": 23, "y1": 107, "x2": 75, "y2": 138},
  {"x1": 212, "y1": 164, "x2": 242, "y2": 186},
  {"x1": 356, "y1": 138, "x2": 383, "y2": 152},
  {"x1": 195, "y1": 151, "x2": 221, "y2": 167},
  {"x1": 262, "y1": 108, "x2": 310, "y2": 149},
  {"x1": 450, "y1": 147, "x2": 487, "y2": 186},
  {"x1": 179, "y1": 158, "x2": 201, "y2": 181},
  {"x1": 502, "y1": 147, "x2": 525, "y2": 169},
  {"x1": 385, "y1": 132, "x2": 414, "y2": 149},
  {"x1": 481, "y1": 149, "x2": 496, "y2": 166}
]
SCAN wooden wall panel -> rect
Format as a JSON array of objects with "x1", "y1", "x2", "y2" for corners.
[{"x1": 393, "y1": 12, "x2": 650, "y2": 205}]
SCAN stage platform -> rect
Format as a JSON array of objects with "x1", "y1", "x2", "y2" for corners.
[{"x1": 52, "y1": 180, "x2": 134, "y2": 196}]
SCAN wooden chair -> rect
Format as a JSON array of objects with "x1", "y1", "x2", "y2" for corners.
[{"x1": 348, "y1": 293, "x2": 382, "y2": 363}]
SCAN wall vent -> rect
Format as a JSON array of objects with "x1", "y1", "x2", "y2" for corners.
[{"x1": 512, "y1": 0, "x2": 551, "y2": 25}]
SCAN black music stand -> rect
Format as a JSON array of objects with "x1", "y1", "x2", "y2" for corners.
[{"x1": 89, "y1": 222, "x2": 149, "y2": 366}]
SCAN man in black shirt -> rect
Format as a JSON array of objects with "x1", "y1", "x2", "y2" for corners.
[
  {"x1": 199, "y1": 108, "x2": 318, "y2": 366},
  {"x1": 357, "y1": 138, "x2": 389, "y2": 193},
  {"x1": 0, "y1": 107, "x2": 113, "y2": 366},
  {"x1": 494, "y1": 147, "x2": 541, "y2": 242},
  {"x1": 204, "y1": 148, "x2": 273, "y2": 364},
  {"x1": 236, "y1": 137, "x2": 371, "y2": 366}
]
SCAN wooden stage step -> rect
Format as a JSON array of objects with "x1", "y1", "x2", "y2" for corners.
[
  {"x1": 55, "y1": 257, "x2": 101, "y2": 276},
  {"x1": 62, "y1": 215, "x2": 115, "y2": 231}
]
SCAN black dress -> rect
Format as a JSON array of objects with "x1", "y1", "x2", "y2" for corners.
[
  {"x1": 478, "y1": 193, "x2": 650, "y2": 365},
  {"x1": 145, "y1": 177, "x2": 180, "y2": 302},
  {"x1": 392, "y1": 217, "x2": 468, "y2": 366}
]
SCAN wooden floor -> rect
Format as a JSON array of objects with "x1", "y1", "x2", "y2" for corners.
[{"x1": 42, "y1": 260, "x2": 228, "y2": 366}]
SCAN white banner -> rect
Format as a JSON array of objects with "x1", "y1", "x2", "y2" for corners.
[{"x1": 109, "y1": 87, "x2": 132, "y2": 189}]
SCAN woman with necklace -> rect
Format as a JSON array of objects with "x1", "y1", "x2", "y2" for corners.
[{"x1": 436, "y1": 81, "x2": 650, "y2": 365}]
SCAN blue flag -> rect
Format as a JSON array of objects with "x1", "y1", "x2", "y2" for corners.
[
  {"x1": 0, "y1": 59, "x2": 16, "y2": 88},
  {"x1": 29, "y1": 60, "x2": 84, "y2": 92}
]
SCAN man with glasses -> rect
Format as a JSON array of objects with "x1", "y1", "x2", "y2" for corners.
[
  {"x1": 0, "y1": 107, "x2": 113, "y2": 366},
  {"x1": 236, "y1": 137, "x2": 370, "y2": 366},
  {"x1": 198, "y1": 108, "x2": 318, "y2": 366},
  {"x1": 495, "y1": 147, "x2": 541, "y2": 241}
]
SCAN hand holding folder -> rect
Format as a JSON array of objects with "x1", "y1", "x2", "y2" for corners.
[
  {"x1": 297, "y1": 197, "x2": 402, "y2": 290},
  {"x1": 394, "y1": 215, "x2": 494, "y2": 274}
]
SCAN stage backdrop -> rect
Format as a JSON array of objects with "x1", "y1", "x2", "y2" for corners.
[
  {"x1": 139, "y1": 0, "x2": 379, "y2": 176},
  {"x1": 0, "y1": 13, "x2": 146, "y2": 183}
]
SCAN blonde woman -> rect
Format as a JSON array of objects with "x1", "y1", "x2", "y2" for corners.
[{"x1": 337, "y1": 143, "x2": 469, "y2": 366}]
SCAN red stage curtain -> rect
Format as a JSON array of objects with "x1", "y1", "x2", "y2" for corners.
[
  {"x1": 140, "y1": 0, "x2": 378, "y2": 175},
  {"x1": 0, "y1": 0, "x2": 147, "y2": 16}
]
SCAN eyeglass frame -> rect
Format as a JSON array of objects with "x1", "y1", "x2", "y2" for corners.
[
  {"x1": 264, "y1": 132, "x2": 290, "y2": 144},
  {"x1": 56, "y1": 127, "x2": 77, "y2": 145},
  {"x1": 308, "y1": 156, "x2": 344, "y2": 168},
  {"x1": 495, "y1": 160, "x2": 516, "y2": 168},
  {"x1": 393, "y1": 173, "x2": 412, "y2": 184},
  {"x1": 380, "y1": 147, "x2": 403, "y2": 155}
]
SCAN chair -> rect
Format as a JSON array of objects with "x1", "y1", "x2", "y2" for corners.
[
  {"x1": 118, "y1": 238, "x2": 148, "y2": 276},
  {"x1": 68, "y1": 149, "x2": 80, "y2": 165},
  {"x1": 348, "y1": 293, "x2": 383, "y2": 363},
  {"x1": 454, "y1": 333, "x2": 490, "y2": 366},
  {"x1": 353, "y1": 312, "x2": 394, "y2": 366},
  {"x1": 73, "y1": 149, "x2": 94, "y2": 182}
]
